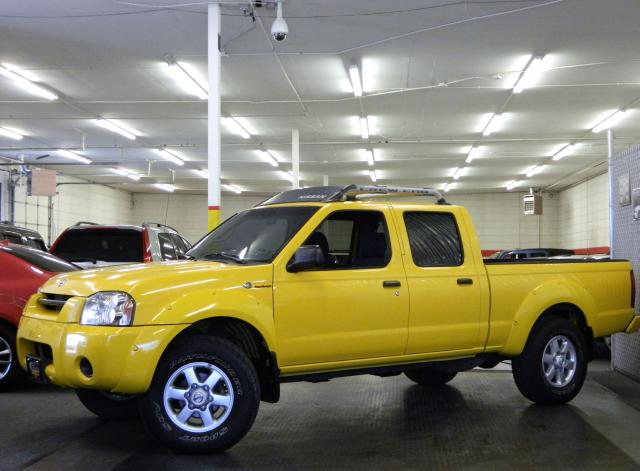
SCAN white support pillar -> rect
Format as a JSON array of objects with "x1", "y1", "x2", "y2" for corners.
[
  {"x1": 292, "y1": 128, "x2": 300, "y2": 188},
  {"x1": 323, "y1": 175, "x2": 329, "y2": 186},
  {"x1": 207, "y1": 3, "x2": 222, "y2": 230}
]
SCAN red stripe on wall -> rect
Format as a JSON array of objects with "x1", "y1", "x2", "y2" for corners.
[{"x1": 207, "y1": 206, "x2": 220, "y2": 210}]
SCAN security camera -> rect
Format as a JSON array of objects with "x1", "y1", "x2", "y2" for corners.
[{"x1": 271, "y1": 2, "x2": 288, "y2": 41}]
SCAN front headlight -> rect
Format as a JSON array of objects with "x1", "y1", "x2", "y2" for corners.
[{"x1": 81, "y1": 292, "x2": 135, "y2": 326}]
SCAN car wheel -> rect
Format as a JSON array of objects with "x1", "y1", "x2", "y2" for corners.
[
  {"x1": 405, "y1": 366, "x2": 457, "y2": 386},
  {"x1": 0, "y1": 324, "x2": 22, "y2": 391},
  {"x1": 512, "y1": 317, "x2": 587, "y2": 404},
  {"x1": 75, "y1": 389, "x2": 139, "y2": 419},
  {"x1": 139, "y1": 335, "x2": 260, "y2": 454}
]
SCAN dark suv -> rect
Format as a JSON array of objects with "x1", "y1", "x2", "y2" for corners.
[
  {"x1": 0, "y1": 223, "x2": 47, "y2": 250},
  {"x1": 50, "y1": 222, "x2": 192, "y2": 269}
]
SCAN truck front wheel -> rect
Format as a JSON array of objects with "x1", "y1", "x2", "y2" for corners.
[
  {"x1": 138, "y1": 335, "x2": 260, "y2": 454},
  {"x1": 512, "y1": 317, "x2": 587, "y2": 404}
]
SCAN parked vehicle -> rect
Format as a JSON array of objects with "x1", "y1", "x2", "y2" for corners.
[
  {"x1": 487, "y1": 248, "x2": 575, "y2": 259},
  {"x1": 17, "y1": 185, "x2": 639, "y2": 453},
  {"x1": 0, "y1": 242, "x2": 77, "y2": 390},
  {"x1": 0, "y1": 223, "x2": 47, "y2": 251},
  {"x1": 49, "y1": 222, "x2": 191, "y2": 268}
]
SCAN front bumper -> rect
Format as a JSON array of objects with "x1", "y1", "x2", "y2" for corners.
[
  {"x1": 17, "y1": 315, "x2": 188, "y2": 394},
  {"x1": 625, "y1": 314, "x2": 640, "y2": 334}
]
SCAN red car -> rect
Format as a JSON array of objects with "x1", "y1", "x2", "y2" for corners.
[{"x1": 0, "y1": 242, "x2": 78, "y2": 390}]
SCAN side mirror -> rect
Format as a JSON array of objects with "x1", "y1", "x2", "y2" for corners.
[{"x1": 287, "y1": 245, "x2": 325, "y2": 273}]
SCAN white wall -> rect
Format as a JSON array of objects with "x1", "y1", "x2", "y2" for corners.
[{"x1": 558, "y1": 173, "x2": 610, "y2": 249}]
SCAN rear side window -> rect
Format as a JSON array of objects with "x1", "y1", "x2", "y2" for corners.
[
  {"x1": 52, "y1": 230, "x2": 142, "y2": 263},
  {"x1": 158, "y1": 233, "x2": 178, "y2": 260},
  {"x1": 404, "y1": 212, "x2": 463, "y2": 267}
]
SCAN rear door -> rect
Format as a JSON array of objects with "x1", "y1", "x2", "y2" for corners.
[{"x1": 393, "y1": 208, "x2": 489, "y2": 354}]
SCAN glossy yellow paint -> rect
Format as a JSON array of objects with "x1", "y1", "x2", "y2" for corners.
[
  {"x1": 15, "y1": 200, "x2": 638, "y2": 394},
  {"x1": 207, "y1": 207, "x2": 220, "y2": 231}
]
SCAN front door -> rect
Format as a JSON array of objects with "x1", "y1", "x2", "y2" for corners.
[{"x1": 274, "y1": 207, "x2": 409, "y2": 368}]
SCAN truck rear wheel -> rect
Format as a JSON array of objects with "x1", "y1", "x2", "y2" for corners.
[
  {"x1": 75, "y1": 389, "x2": 139, "y2": 419},
  {"x1": 512, "y1": 317, "x2": 587, "y2": 404},
  {"x1": 138, "y1": 335, "x2": 260, "y2": 454},
  {"x1": 405, "y1": 366, "x2": 457, "y2": 386}
]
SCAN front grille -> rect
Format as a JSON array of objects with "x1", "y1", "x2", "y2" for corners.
[{"x1": 38, "y1": 293, "x2": 72, "y2": 312}]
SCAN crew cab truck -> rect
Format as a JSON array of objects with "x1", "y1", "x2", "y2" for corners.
[{"x1": 16, "y1": 185, "x2": 640, "y2": 454}]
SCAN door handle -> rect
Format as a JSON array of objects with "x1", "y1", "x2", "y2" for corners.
[
  {"x1": 457, "y1": 278, "x2": 474, "y2": 285},
  {"x1": 383, "y1": 280, "x2": 401, "y2": 288}
]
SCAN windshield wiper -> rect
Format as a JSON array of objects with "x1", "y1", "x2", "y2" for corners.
[{"x1": 203, "y1": 252, "x2": 248, "y2": 264}]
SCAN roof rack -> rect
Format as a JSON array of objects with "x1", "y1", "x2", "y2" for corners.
[
  {"x1": 142, "y1": 222, "x2": 181, "y2": 233},
  {"x1": 73, "y1": 221, "x2": 99, "y2": 226},
  {"x1": 326, "y1": 185, "x2": 449, "y2": 205}
]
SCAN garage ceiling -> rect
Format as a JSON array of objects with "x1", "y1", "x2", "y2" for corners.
[{"x1": 0, "y1": 0, "x2": 639, "y2": 195}]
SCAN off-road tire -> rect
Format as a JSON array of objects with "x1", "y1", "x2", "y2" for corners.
[
  {"x1": 512, "y1": 317, "x2": 587, "y2": 404},
  {"x1": 139, "y1": 335, "x2": 260, "y2": 454}
]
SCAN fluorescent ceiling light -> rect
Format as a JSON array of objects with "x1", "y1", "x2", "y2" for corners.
[
  {"x1": 452, "y1": 167, "x2": 463, "y2": 180},
  {"x1": 513, "y1": 56, "x2": 545, "y2": 94},
  {"x1": 362, "y1": 149, "x2": 375, "y2": 166},
  {"x1": 155, "y1": 148, "x2": 184, "y2": 166},
  {"x1": 282, "y1": 170, "x2": 294, "y2": 181},
  {"x1": 348, "y1": 65, "x2": 362, "y2": 97},
  {"x1": 165, "y1": 61, "x2": 207, "y2": 100},
  {"x1": 56, "y1": 149, "x2": 91, "y2": 164},
  {"x1": 194, "y1": 169, "x2": 208, "y2": 178},
  {"x1": 552, "y1": 143, "x2": 576, "y2": 161},
  {"x1": 506, "y1": 180, "x2": 521, "y2": 190},
  {"x1": 223, "y1": 184, "x2": 243, "y2": 194},
  {"x1": 95, "y1": 119, "x2": 137, "y2": 140},
  {"x1": 360, "y1": 116, "x2": 369, "y2": 139},
  {"x1": 482, "y1": 113, "x2": 506, "y2": 136},
  {"x1": 222, "y1": 117, "x2": 251, "y2": 139},
  {"x1": 369, "y1": 169, "x2": 377, "y2": 182},
  {"x1": 443, "y1": 182, "x2": 453, "y2": 193},
  {"x1": 154, "y1": 183, "x2": 176, "y2": 192},
  {"x1": 466, "y1": 146, "x2": 483, "y2": 163},
  {"x1": 525, "y1": 165, "x2": 547, "y2": 178},
  {"x1": 260, "y1": 150, "x2": 279, "y2": 167},
  {"x1": 113, "y1": 168, "x2": 140, "y2": 180},
  {"x1": 0, "y1": 127, "x2": 23, "y2": 140},
  {"x1": 592, "y1": 110, "x2": 631, "y2": 133},
  {"x1": 0, "y1": 63, "x2": 58, "y2": 100}
]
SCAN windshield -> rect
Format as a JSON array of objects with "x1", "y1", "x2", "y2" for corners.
[
  {"x1": 51, "y1": 229, "x2": 143, "y2": 263},
  {"x1": 188, "y1": 206, "x2": 319, "y2": 263}
]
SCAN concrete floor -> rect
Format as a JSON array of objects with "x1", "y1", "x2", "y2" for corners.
[{"x1": 1, "y1": 360, "x2": 639, "y2": 471}]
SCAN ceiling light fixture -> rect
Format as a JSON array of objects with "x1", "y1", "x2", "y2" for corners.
[
  {"x1": 194, "y1": 169, "x2": 208, "y2": 178},
  {"x1": 260, "y1": 150, "x2": 279, "y2": 167},
  {"x1": 154, "y1": 183, "x2": 176, "y2": 192},
  {"x1": 155, "y1": 148, "x2": 185, "y2": 166},
  {"x1": 223, "y1": 184, "x2": 243, "y2": 194},
  {"x1": 513, "y1": 56, "x2": 545, "y2": 94},
  {"x1": 482, "y1": 113, "x2": 506, "y2": 136},
  {"x1": 525, "y1": 165, "x2": 547, "y2": 178},
  {"x1": 56, "y1": 149, "x2": 91, "y2": 164},
  {"x1": 165, "y1": 61, "x2": 207, "y2": 100},
  {"x1": 552, "y1": 143, "x2": 576, "y2": 161},
  {"x1": 349, "y1": 64, "x2": 362, "y2": 97},
  {"x1": 360, "y1": 116, "x2": 369, "y2": 139},
  {"x1": 506, "y1": 180, "x2": 521, "y2": 191},
  {"x1": 0, "y1": 63, "x2": 58, "y2": 100},
  {"x1": 592, "y1": 109, "x2": 631, "y2": 133},
  {"x1": 369, "y1": 169, "x2": 377, "y2": 182},
  {"x1": 0, "y1": 127, "x2": 23, "y2": 140},
  {"x1": 282, "y1": 170, "x2": 294, "y2": 181},
  {"x1": 113, "y1": 168, "x2": 140, "y2": 180},
  {"x1": 452, "y1": 167, "x2": 463, "y2": 180},
  {"x1": 94, "y1": 119, "x2": 137, "y2": 140},
  {"x1": 443, "y1": 182, "x2": 453, "y2": 192},
  {"x1": 362, "y1": 149, "x2": 375, "y2": 166},
  {"x1": 222, "y1": 117, "x2": 251, "y2": 139},
  {"x1": 466, "y1": 146, "x2": 483, "y2": 163}
]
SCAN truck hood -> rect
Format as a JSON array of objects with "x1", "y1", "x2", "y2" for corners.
[{"x1": 41, "y1": 260, "x2": 272, "y2": 299}]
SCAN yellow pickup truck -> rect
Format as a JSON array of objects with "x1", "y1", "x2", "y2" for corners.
[{"x1": 17, "y1": 185, "x2": 640, "y2": 454}]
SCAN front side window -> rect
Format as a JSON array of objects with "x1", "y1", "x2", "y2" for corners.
[
  {"x1": 302, "y1": 210, "x2": 390, "y2": 269},
  {"x1": 404, "y1": 212, "x2": 463, "y2": 267},
  {"x1": 188, "y1": 206, "x2": 319, "y2": 263},
  {"x1": 158, "y1": 233, "x2": 178, "y2": 260}
]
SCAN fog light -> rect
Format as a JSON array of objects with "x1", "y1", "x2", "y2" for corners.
[{"x1": 79, "y1": 357, "x2": 93, "y2": 378}]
